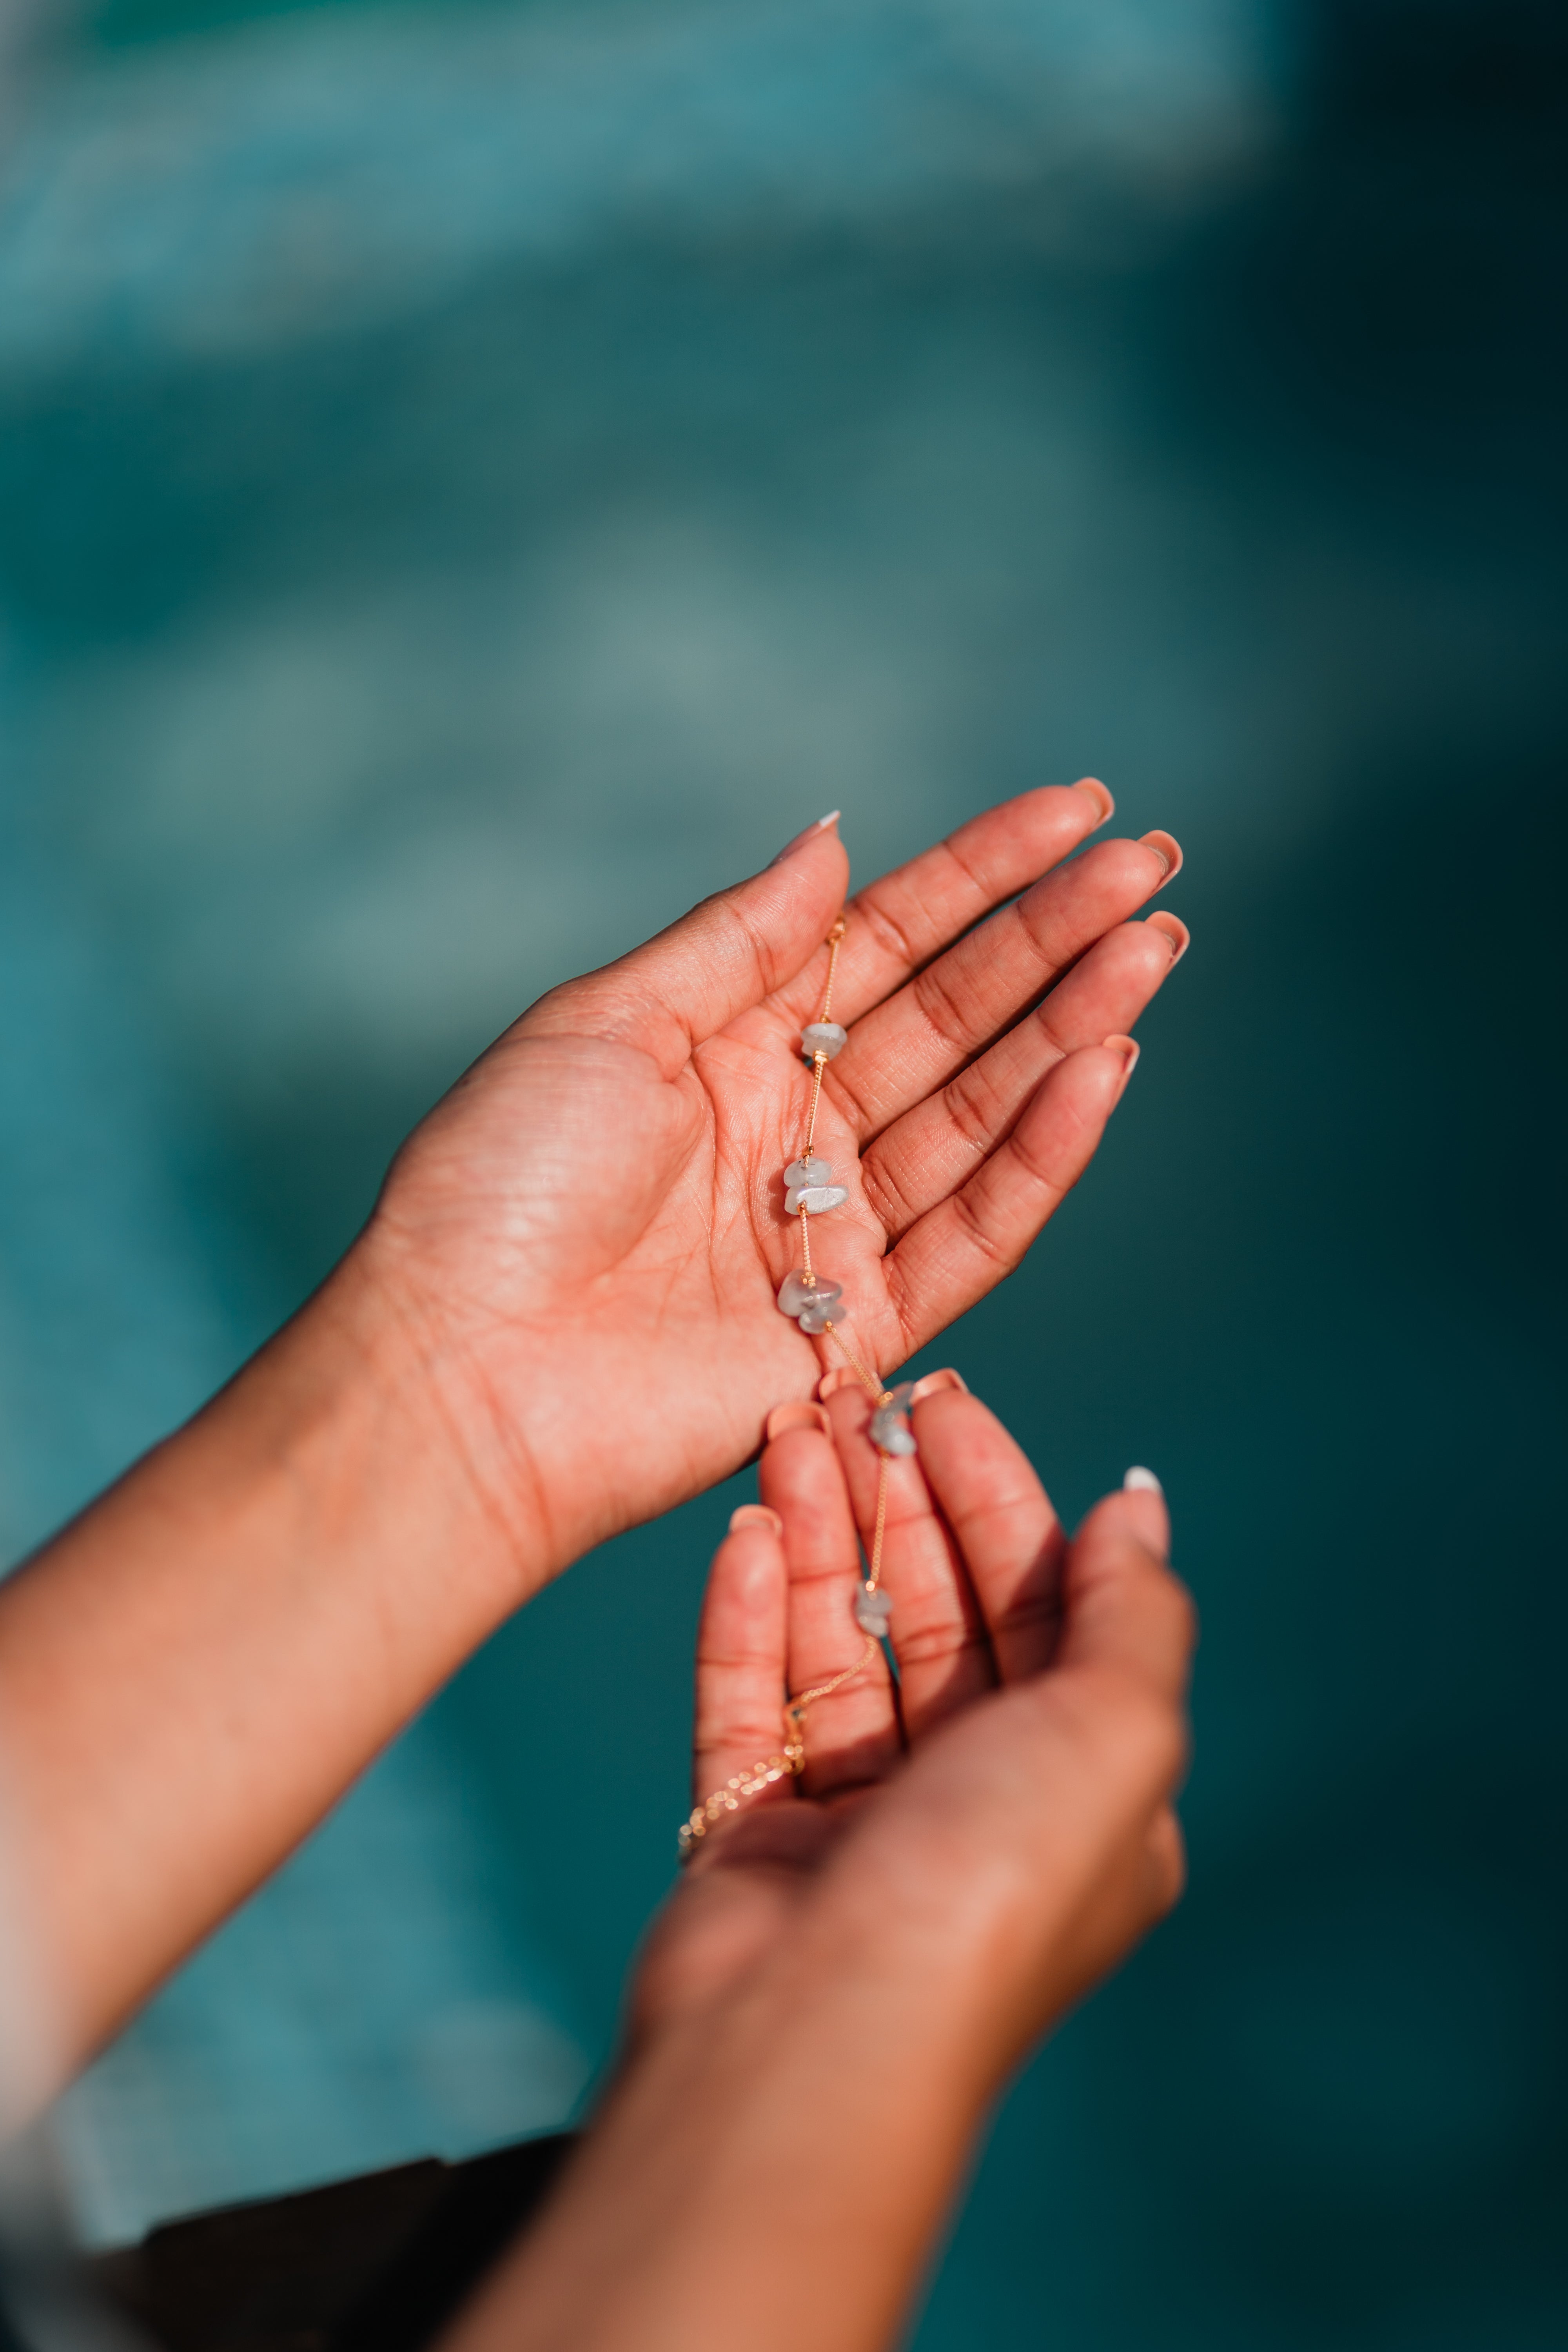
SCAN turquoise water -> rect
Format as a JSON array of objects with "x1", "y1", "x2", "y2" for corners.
[{"x1": 2, "y1": 0, "x2": 1564, "y2": 2337}]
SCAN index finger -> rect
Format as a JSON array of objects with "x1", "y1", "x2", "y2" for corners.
[{"x1": 767, "y1": 782, "x2": 1114, "y2": 1035}]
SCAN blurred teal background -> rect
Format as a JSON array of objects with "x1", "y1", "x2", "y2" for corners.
[{"x1": 1, "y1": 0, "x2": 1564, "y2": 2338}]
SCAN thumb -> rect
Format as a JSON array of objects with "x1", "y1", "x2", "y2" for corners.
[
  {"x1": 525, "y1": 815, "x2": 849, "y2": 1076},
  {"x1": 1053, "y1": 1474, "x2": 1195, "y2": 1709}
]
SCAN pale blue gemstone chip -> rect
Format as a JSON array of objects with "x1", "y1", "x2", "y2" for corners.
[
  {"x1": 870, "y1": 1382, "x2": 918, "y2": 1457},
  {"x1": 786, "y1": 1182, "x2": 849, "y2": 1215}
]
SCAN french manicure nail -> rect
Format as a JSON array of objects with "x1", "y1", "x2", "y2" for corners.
[
  {"x1": 1146, "y1": 912, "x2": 1190, "y2": 964},
  {"x1": 765, "y1": 1401, "x2": 832, "y2": 1442},
  {"x1": 1103, "y1": 1033, "x2": 1141, "y2": 1081},
  {"x1": 909, "y1": 1368, "x2": 969, "y2": 1403},
  {"x1": 1072, "y1": 777, "x2": 1115, "y2": 826},
  {"x1": 730, "y1": 1503, "x2": 784, "y2": 1535},
  {"x1": 769, "y1": 811, "x2": 842, "y2": 866},
  {"x1": 1123, "y1": 1466, "x2": 1163, "y2": 1495},
  {"x1": 1139, "y1": 830, "x2": 1183, "y2": 885}
]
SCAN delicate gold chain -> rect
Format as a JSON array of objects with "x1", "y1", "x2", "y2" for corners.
[
  {"x1": 867, "y1": 1453, "x2": 890, "y2": 1592},
  {"x1": 802, "y1": 1058, "x2": 827, "y2": 1161},
  {"x1": 680, "y1": 912, "x2": 906, "y2": 1862},
  {"x1": 799, "y1": 919, "x2": 844, "y2": 1161},
  {"x1": 825, "y1": 1322, "x2": 887, "y2": 1402},
  {"x1": 677, "y1": 1733, "x2": 806, "y2": 1860},
  {"x1": 787, "y1": 1637, "x2": 878, "y2": 1725},
  {"x1": 820, "y1": 918, "x2": 845, "y2": 1018}
]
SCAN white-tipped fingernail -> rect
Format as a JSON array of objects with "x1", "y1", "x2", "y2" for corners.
[
  {"x1": 1123, "y1": 1466, "x2": 1163, "y2": 1495},
  {"x1": 729, "y1": 1503, "x2": 784, "y2": 1535},
  {"x1": 769, "y1": 811, "x2": 841, "y2": 866}
]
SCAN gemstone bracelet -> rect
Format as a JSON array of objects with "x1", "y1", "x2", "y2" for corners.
[{"x1": 679, "y1": 916, "x2": 915, "y2": 1860}]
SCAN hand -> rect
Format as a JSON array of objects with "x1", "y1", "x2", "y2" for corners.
[
  {"x1": 364, "y1": 789, "x2": 1187, "y2": 1587},
  {"x1": 633, "y1": 1379, "x2": 1194, "y2": 2058},
  {"x1": 441, "y1": 1388, "x2": 1193, "y2": 2352},
  {"x1": 0, "y1": 789, "x2": 1185, "y2": 2087}
]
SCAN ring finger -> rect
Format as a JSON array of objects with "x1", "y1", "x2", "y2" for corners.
[{"x1": 820, "y1": 1371, "x2": 998, "y2": 1740}]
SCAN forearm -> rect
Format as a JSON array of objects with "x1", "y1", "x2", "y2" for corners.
[
  {"x1": 0, "y1": 1244, "x2": 540, "y2": 2085},
  {"x1": 445, "y1": 1933, "x2": 995, "y2": 2352}
]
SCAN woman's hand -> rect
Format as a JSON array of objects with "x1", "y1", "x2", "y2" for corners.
[
  {"x1": 443, "y1": 1385, "x2": 1194, "y2": 2352},
  {"x1": 0, "y1": 788, "x2": 1185, "y2": 2088},
  {"x1": 636, "y1": 1376, "x2": 1192, "y2": 2050},
  {"x1": 363, "y1": 788, "x2": 1186, "y2": 1587}
]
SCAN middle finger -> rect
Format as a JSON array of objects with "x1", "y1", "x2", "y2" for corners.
[{"x1": 822, "y1": 1371, "x2": 998, "y2": 1740}]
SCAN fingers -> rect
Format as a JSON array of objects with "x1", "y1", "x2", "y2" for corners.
[
  {"x1": 525, "y1": 818, "x2": 849, "y2": 1078},
  {"x1": 906, "y1": 1385, "x2": 1067, "y2": 1683},
  {"x1": 690, "y1": 1506, "x2": 796, "y2": 1807},
  {"x1": 828, "y1": 835, "x2": 1174, "y2": 1143},
  {"x1": 757, "y1": 1407, "x2": 901, "y2": 1798},
  {"x1": 884, "y1": 1039, "x2": 1136, "y2": 1354},
  {"x1": 862, "y1": 913, "x2": 1185, "y2": 1237},
  {"x1": 820, "y1": 1377, "x2": 996, "y2": 1740},
  {"x1": 1053, "y1": 1483, "x2": 1195, "y2": 1713},
  {"x1": 769, "y1": 783, "x2": 1113, "y2": 1038}
]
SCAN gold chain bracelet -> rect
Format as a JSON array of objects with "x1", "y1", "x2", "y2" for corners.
[{"x1": 679, "y1": 914, "x2": 918, "y2": 1860}]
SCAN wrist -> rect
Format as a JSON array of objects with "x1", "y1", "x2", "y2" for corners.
[
  {"x1": 451, "y1": 1918, "x2": 995, "y2": 2352},
  {"x1": 330, "y1": 1227, "x2": 543, "y2": 1552},
  {"x1": 0, "y1": 1244, "x2": 548, "y2": 2070}
]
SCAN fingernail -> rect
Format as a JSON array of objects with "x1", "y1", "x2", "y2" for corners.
[
  {"x1": 817, "y1": 1367, "x2": 862, "y2": 1401},
  {"x1": 1146, "y1": 912, "x2": 1189, "y2": 964},
  {"x1": 765, "y1": 1401, "x2": 832, "y2": 1442},
  {"x1": 1072, "y1": 777, "x2": 1114, "y2": 826},
  {"x1": 730, "y1": 1503, "x2": 784, "y2": 1535},
  {"x1": 769, "y1": 811, "x2": 841, "y2": 866},
  {"x1": 1123, "y1": 1466, "x2": 1163, "y2": 1495},
  {"x1": 909, "y1": 1368, "x2": 969, "y2": 1404},
  {"x1": 1139, "y1": 830, "x2": 1182, "y2": 886},
  {"x1": 1103, "y1": 1033, "x2": 1140, "y2": 1082}
]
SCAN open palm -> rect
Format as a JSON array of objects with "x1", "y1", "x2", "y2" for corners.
[{"x1": 365, "y1": 787, "x2": 1185, "y2": 1584}]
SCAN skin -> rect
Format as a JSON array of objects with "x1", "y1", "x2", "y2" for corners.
[
  {"x1": 442, "y1": 1386, "x2": 1196, "y2": 2352},
  {"x1": 0, "y1": 784, "x2": 1187, "y2": 2090}
]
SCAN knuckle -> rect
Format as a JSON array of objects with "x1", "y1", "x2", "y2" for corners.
[
  {"x1": 910, "y1": 958, "x2": 984, "y2": 1054},
  {"x1": 943, "y1": 1061, "x2": 1011, "y2": 1156},
  {"x1": 853, "y1": 884, "x2": 922, "y2": 971},
  {"x1": 858, "y1": 1150, "x2": 917, "y2": 1237},
  {"x1": 949, "y1": 1184, "x2": 1013, "y2": 1270}
]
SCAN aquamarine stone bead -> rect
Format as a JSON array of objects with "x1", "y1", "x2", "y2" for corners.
[
  {"x1": 801, "y1": 1022, "x2": 848, "y2": 1062},
  {"x1": 855, "y1": 1586, "x2": 894, "y2": 1636},
  {"x1": 777, "y1": 1272, "x2": 842, "y2": 1317},
  {"x1": 870, "y1": 1382, "x2": 918, "y2": 1457},
  {"x1": 786, "y1": 1183, "x2": 849, "y2": 1215},
  {"x1": 796, "y1": 1296, "x2": 838, "y2": 1335},
  {"x1": 784, "y1": 1156, "x2": 831, "y2": 1188}
]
